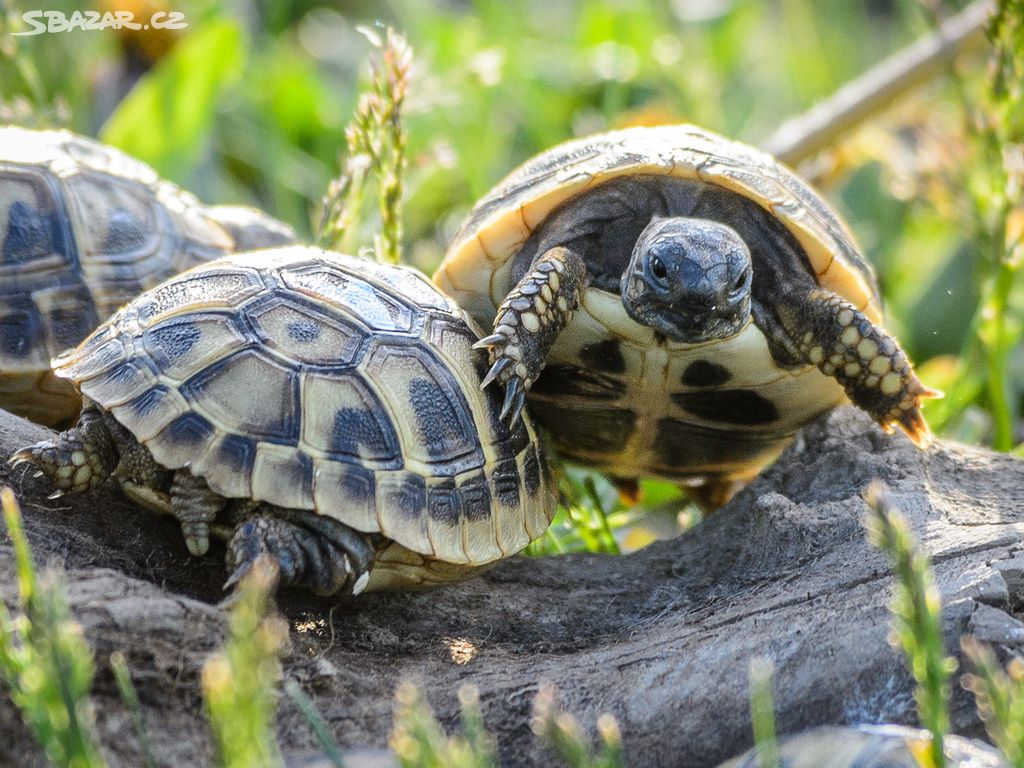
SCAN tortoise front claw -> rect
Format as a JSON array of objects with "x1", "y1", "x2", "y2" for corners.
[
  {"x1": 475, "y1": 245, "x2": 589, "y2": 425},
  {"x1": 500, "y1": 377, "x2": 527, "y2": 425},
  {"x1": 481, "y1": 356, "x2": 513, "y2": 388}
]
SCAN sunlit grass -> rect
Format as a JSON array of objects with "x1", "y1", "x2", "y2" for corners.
[
  {"x1": 202, "y1": 558, "x2": 288, "y2": 768},
  {"x1": 390, "y1": 682, "x2": 498, "y2": 768},
  {"x1": 962, "y1": 638, "x2": 1024, "y2": 768},
  {"x1": 863, "y1": 483, "x2": 955, "y2": 768},
  {"x1": 532, "y1": 683, "x2": 624, "y2": 768},
  {"x1": 317, "y1": 26, "x2": 411, "y2": 264},
  {"x1": 0, "y1": 487, "x2": 105, "y2": 768},
  {"x1": 921, "y1": 0, "x2": 1023, "y2": 449},
  {"x1": 747, "y1": 658, "x2": 779, "y2": 768}
]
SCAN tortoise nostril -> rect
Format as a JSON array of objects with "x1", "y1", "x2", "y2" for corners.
[{"x1": 730, "y1": 269, "x2": 749, "y2": 296}]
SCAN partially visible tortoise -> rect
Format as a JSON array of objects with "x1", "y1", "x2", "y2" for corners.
[
  {"x1": 0, "y1": 126, "x2": 296, "y2": 427},
  {"x1": 717, "y1": 724, "x2": 1003, "y2": 767},
  {"x1": 12, "y1": 246, "x2": 556, "y2": 594},
  {"x1": 435, "y1": 125, "x2": 937, "y2": 506}
]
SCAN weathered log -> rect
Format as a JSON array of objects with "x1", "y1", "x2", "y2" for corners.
[{"x1": 2, "y1": 406, "x2": 1023, "y2": 767}]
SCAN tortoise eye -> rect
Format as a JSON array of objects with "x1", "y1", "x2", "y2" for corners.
[
  {"x1": 732, "y1": 271, "x2": 747, "y2": 292},
  {"x1": 650, "y1": 256, "x2": 668, "y2": 281}
]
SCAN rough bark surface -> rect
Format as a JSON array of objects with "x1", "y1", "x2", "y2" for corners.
[{"x1": 1, "y1": 406, "x2": 1023, "y2": 768}]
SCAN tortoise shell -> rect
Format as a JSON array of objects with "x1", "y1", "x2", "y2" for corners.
[
  {"x1": 434, "y1": 125, "x2": 886, "y2": 484},
  {"x1": 436, "y1": 124, "x2": 879, "y2": 324},
  {"x1": 54, "y1": 245, "x2": 557, "y2": 590},
  {"x1": 0, "y1": 126, "x2": 295, "y2": 426}
]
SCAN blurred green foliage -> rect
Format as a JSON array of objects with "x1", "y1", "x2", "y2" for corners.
[
  {"x1": 0, "y1": 489, "x2": 105, "y2": 768},
  {"x1": 865, "y1": 483, "x2": 956, "y2": 768},
  {"x1": 202, "y1": 559, "x2": 288, "y2": 768},
  {"x1": 1, "y1": 0, "x2": 1020, "y2": 550}
]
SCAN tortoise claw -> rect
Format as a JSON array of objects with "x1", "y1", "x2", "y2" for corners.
[
  {"x1": 222, "y1": 553, "x2": 281, "y2": 595},
  {"x1": 894, "y1": 407, "x2": 932, "y2": 449},
  {"x1": 481, "y1": 356, "x2": 512, "y2": 388},
  {"x1": 473, "y1": 333, "x2": 507, "y2": 350},
  {"x1": 500, "y1": 377, "x2": 526, "y2": 425},
  {"x1": 7, "y1": 450, "x2": 33, "y2": 468}
]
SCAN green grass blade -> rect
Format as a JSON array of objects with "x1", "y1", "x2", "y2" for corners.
[
  {"x1": 109, "y1": 651, "x2": 157, "y2": 768},
  {"x1": 863, "y1": 483, "x2": 954, "y2": 768},
  {"x1": 748, "y1": 657, "x2": 779, "y2": 768},
  {"x1": 284, "y1": 679, "x2": 347, "y2": 768},
  {"x1": 962, "y1": 637, "x2": 1024, "y2": 768},
  {"x1": 202, "y1": 558, "x2": 287, "y2": 768},
  {"x1": 100, "y1": 18, "x2": 246, "y2": 182},
  {"x1": 0, "y1": 487, "x2": 107, "y2": 768},
  {"x1": 317, "y1": 27, "x2": 411, "y2": 264},
  {"x1": 532, "y1": 683, "x2": 625, "y2": 768}
]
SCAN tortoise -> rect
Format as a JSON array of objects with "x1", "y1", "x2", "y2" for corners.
[
  {"x1": 717, "y1": 724, "x2": 1003, "y2": 768},
  {"x1": 434, "y1": 125, "x2": 938, "y2": 506},
  {"x1": 0, "y1": 126, "x2": 296, "y2": 428},
  {"x1": 11, "y1": 245, "x2": 557, "y2": 594}
]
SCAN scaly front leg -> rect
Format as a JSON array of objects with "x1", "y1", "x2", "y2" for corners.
[
  {"x1": 768, "y1": 289, "x2": 940, "y2": 446},
  {"x1": 475, "y1": 246, "x2": 590, "y2": 424}
]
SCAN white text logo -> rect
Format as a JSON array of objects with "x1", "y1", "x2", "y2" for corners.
[{"x1": 13, "y1": 10, "x2": 188, "y2": 35}]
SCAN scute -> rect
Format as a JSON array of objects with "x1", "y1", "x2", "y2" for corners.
[
  {"x1": 0, "y1": 168, "x2": 69, "y2": 267},
  {"x1": 300, "y1": 371, "x2": 402, "y2": 466},
  {"x1": 64, "y1": 173, "x2": 162, "y2": 264},
  {"x1": 360, "y1": 340, "x2": 484, "y2": 474},
  {"x1": 246, "y1": 297, "x2": 365, "y2": 367},
  {"x1": 136, "y1": 268, "x2": 264, "y2": 323},
  {"x1": 142, "y1": 313, "x2": 248, "y2": 383},
  {"x1": 182, "y1": 349, "x2": 300, "y2": 444},
  {"x1": 282, "y1": 264, "x2": 418, "y2": 334}
]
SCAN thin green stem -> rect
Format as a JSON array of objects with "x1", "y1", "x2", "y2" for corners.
[
  {"x1": 109, "y1": 652, "x2": 157, "y2": 768},
  {"x1": 748, "y1": 658, "x2": 779, "y2": 768},
  {"x1": 284, "y1": 680, "x2": 346, "y2": 768},
  {"x1": 864, "y1": 483, "x2": 954, "y2": 768}
]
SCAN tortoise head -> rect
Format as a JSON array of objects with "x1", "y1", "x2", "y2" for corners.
[{"x1": 620, "y1": 217, "x2": 752, "y2": 344}]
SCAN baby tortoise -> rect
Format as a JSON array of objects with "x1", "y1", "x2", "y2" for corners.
[
  {"x1": 12, "y1": 246, "x2": 556, "y2": 594},
  {"x1": 434, "y1": 125, "x2": 938, "y2": 507},
  {"x1": 0, "y1": 126, "x2": 295, "y2": 427}
]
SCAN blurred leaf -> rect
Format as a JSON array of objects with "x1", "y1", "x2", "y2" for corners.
[{"x1": 100, "y1": 18, "x2": 246, "y2": 182}]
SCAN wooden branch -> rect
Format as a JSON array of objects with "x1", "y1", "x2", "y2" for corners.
[
  {"x1": 762, "y1": 0, "x2": 993, "y2": 166},
  {"x1": 2, "y1": 407, "x2": 1023, "y2": 767}
]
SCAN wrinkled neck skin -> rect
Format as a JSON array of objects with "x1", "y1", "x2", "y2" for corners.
[{"x1": 621, "y1": 216, "x2": 753, "y2": 345}]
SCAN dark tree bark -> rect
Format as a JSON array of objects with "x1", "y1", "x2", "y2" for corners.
[{"x1": 2, "y1": 406, "x2": 1023, "y2": 768}]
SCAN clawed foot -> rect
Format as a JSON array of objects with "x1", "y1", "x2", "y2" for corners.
[
  {"x1": 225, "y1": 508, "x2": 375, "y2": 597},
  {"x1": 474, "y1": 246, "x2": 588, "y2": 425},
  {"x1": 7, "y1": 407, "x2": 117, "y2": 495},
  {"x1": 790, "y1": 291, "x2": 941, "y2": 447},
  {"x1": 475, "y1": 328, "x2": 530, "y2": 425}
]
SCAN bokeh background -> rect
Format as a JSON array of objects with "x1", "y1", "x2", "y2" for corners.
[{"x1": 1, "y1": 0, "x2": 1020, "y2": 550}]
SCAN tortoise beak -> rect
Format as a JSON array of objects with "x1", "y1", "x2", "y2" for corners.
[{"x1": 622, "y1": 271, "x2": 748, "y2": 344}]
